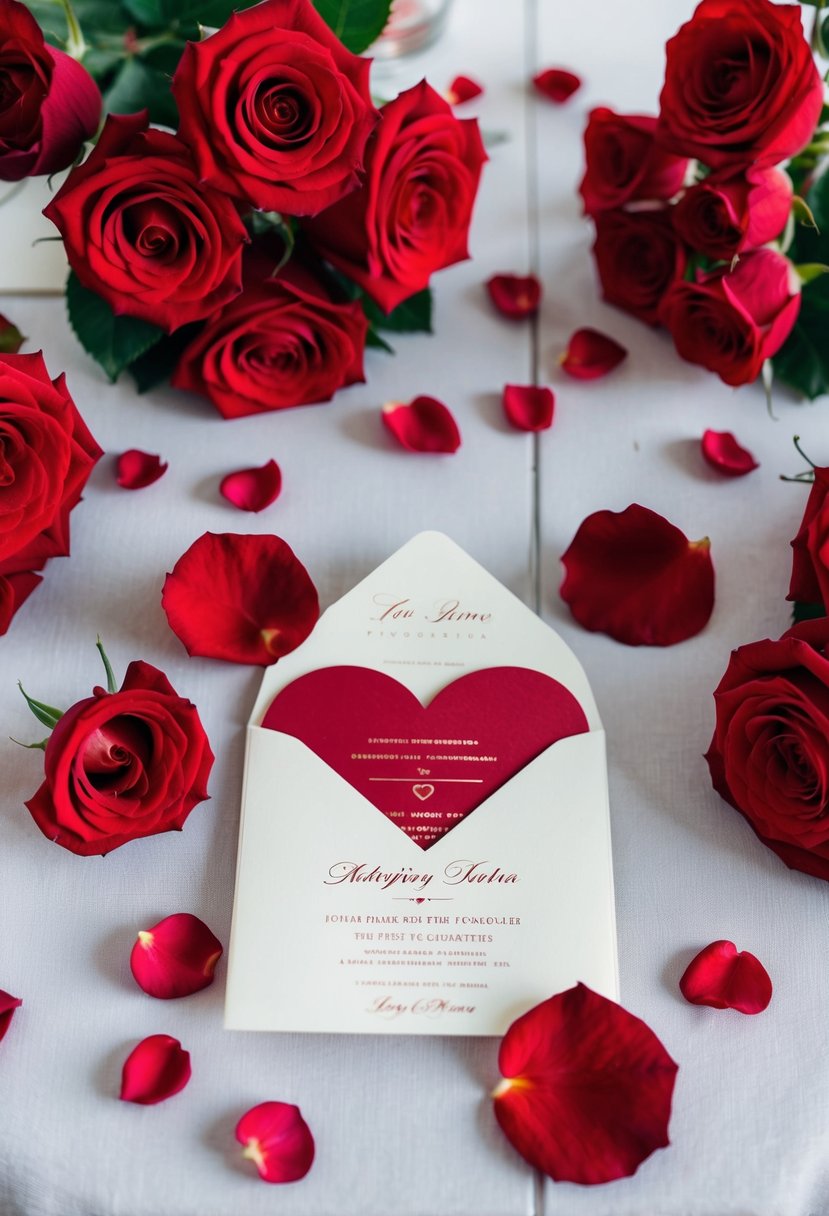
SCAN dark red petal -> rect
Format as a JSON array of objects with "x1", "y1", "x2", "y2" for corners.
[
  {"x1": 119, "y1": 1035, "x2": 191, "y2": 1105},
  {"x1": 130, "y1": 913, "x2": 223, "y2": 999},
  {"x1": 382, "y1": 397, "x2": 461, "y2": 454},
  {"x1": 220, "y1": 460, "x2": 282, "y2": 512},
  {"x1": 494, "y1": 983, "x2": 678, "y2": 1185},
  {"x1": 532, "y1": 68, "x2": 582, "y2": 103},
  {"x1": 162, "y1": 532, "x2": 319, "y2": 665},
  {"x1": 561, "y1": 328, "x2": 628, "y2": 380},
  {"x1": 0, "y1": 989, "x2": 22, "y2": 1043},
  {"x1": 446, "y1": 74, "x2": 484, "y2": 104},
  {"x1": 502, "y1": 385, "x2": 554, "y2": 432},
  {"x1": 486, "y1": 274, "x2": 541, "y2": 320},
  {"x1": 560, "y1": 503, "x2": 715, "y2": 646},
  {"x1": 236, "y1": 1102, "x2": 315, "y2": 1183},
  {"x1": 680, "y1": 941, "x2": 772, "y2": 1014},
  {"x1": 0, "y1": 314, "x2": 24, "y2": 354},
  {"x1": 116, "y1": 450, "x2": 168, "y2": 490},
  {"x1": 701, "y1": 430, "x2": 759, "y2": 478}
]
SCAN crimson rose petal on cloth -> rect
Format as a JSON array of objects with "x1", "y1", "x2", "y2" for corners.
[
  {"x1": 115, "y1": 450, "x2": 167, "y2": 490},
  {"x1": 486, "y1": 274, "x2": 541, "y2": 319},
  {"x1": 494, "y1": 984, "x2": 678, "y2": 1184},
  {"x1": 679, "y1": 941, "x2": 772, "y2": 1014},
  {"x1": 220, "y1": 461, "x2": 282, "y2": 512},
  {"x1": 447, "y1": 75, "x2": 484, "y2": 104},
  {"x1": 560, "y1": 329, "x2": 627, "y2": 380},
  {"x1": 701, "y1": 430, "x2": 758, "y2": 477},
  {"x1": 120, "y1": 1035, "x2": 191, "y2": 1105},
  {"x1": 130, "y1": 913, "x2": 223, "y2": 999},
  {"x1": 532, "y1": 68, "x2": 582, "y2": 103},
  {"x1": 502, "y1": 385, "x2": 554, "y2": 432},
  {"x1": 0, "y1": 989, "x2": 21, "y2": 1043},
  {"x1": 236, "y1": 1102, "x2": 315, "y2": 1183},
  {"x1": 382, "y1": 396, "x2": 461, "y2": 453}
]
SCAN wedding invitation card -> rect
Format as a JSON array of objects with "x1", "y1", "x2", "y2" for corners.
[{"x1": 225, "y1": 532, "x2": 618, "y2": 1036}]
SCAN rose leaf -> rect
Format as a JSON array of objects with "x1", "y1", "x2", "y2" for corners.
[
  {"x1": 311, "y1": 0, "x2": 394, "y2": 54},
  {"x1": 66, "y1": 271, "x2": 164, "y2": 384},
  {"x1": 362, "y1": 287, "x2": 433, "y2": 334}
]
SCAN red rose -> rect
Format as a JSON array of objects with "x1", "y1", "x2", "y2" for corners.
[
  {"x1": 305, "y1": 80, "x2": 487, "y2": 313},
  {"x1": 0, "y1": 0, "x2": 100, "y2": 182},
  {"x1": 672, "y1": 167, "x2": 793, "y2": 262},
  {"x1": 43, "y1": 113, "x2": 248, "y2": 333},
  {"x1": 580, "y1": 108, "x2": 687, "y2": 217},
  {"x1": 171, "y1": 0, "x2": 377, "y2": 216},
  {"x1": 788, "y1": 467, "x2": 829, "y2": 608},
  {"x1": 658, "y1": 0, "x2": 823, "y2": 169},
  {"x1": 25, "y1": 660, "x2": 214, "y2": 856},
  {"x1": 592, "y1": 208, "x2": 686, "y2": 325},
  {"x1": 660, "y1": 248, "x2": 800, "y2": 387},
  {"x1": 706, "y1": 620, "x2": 829, "y2": 882},
  {"x1": 172, "y1": 258, "x2": 367, "y2": 419}
]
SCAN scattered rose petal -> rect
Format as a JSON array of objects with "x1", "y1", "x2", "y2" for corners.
[
  {"x1": 0, "y1": 989, "x2": 22, "y2": 1043},
  {"x1": 486, "y1": 274, "x2": 541, "y2": 320},
  {"x1": 680, "y1": 940, "x2": 772, "y2": 1014},
  {"x1": 119, "y1": 1034, "x2": 191, "y2": 1105},
  {"x1": 130, "y1": 913, "x2": 223, "y2": 999},
  {"x1": 382, "y1": 397, "x2": 461, "y2": 454},
  {"x1": 162, "y1": 532, "x2": 319, "y2": 665},
  {"x1": 561, "y1": 328, "x2": 628, "y2": 380},
  {"x1": 0, "y1": 315, "x2": 24, "y2": 354},
  {"x1": 220, "y1": 460, "x2": 282, "y2": 512},
  {"x1": 701, "y1": 430, "x2": 759, "y2": 478},
  {"x1": 446, "y1": 74, "x2": 484, "y2": 105},
  {"x1": 532, "y1": 68, "x2": 582, "y2": 103},
  {"x1": 560, "y1": 503, "x2": 715, "y2": 646},
  {"x1": 494, "y1": 983, "x2": 677, "y2": 1185},
  {"x1": 236, "y1": 1101, "x2": 315, "y2": 1183},
  {"x1": 502, "y1": 384, "x2": 554, "y2": 432},
  {"x1": 116, "y1": 450, "x2": 167, "y2": 490}
]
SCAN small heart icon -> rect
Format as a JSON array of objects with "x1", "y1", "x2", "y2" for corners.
[{"x1": 413, "y1": 784, "x2": 435, "y2": 801}]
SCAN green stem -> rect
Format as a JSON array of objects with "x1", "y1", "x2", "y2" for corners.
[
  {"x1": 811, "y1": 0, "x2": 828, "y2": 58},
  {"x1": 49, "y1": 0, "x2": 86, "y2": 60}
]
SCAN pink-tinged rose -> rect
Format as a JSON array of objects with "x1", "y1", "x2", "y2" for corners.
[
  {"x1": 25, "y1": 660, "x2": 214, "y2": 856},
  {"x1": 580, "y1": 109, "x2": 687, "y2": 216},
  {"x1": 172, "y1": 0, "x2": 377, "y2": 216},
  {"x1": 115, "y1": 450, "x2": 167, "y2": 490},
  {"x1": 120, "y1": 1035, "x2": 191, "y2": 1105},
  {"x1": 0, "y1": 0, "x2": 100, "y2": 182},
  {"x1": 0, "y1": 570, "x2": 42, "y2": 636},
  {"x1": 657, "y1": 0, "x2": 824, "y2": 169},
  {"x1": 660, "y1": 249, "x2": 801, "y2": 387},
  {"x1": 0, "y1": 989, "x2": 21, "y2": 1043},
  {"x1": 236, "y1": 1102, "x2": 315, "y2": 1183},
  {"x1": 486, "y1": 273, "x2": 541, "y2": 320},
  {"x1": 446, "y1": 75, "x2": 483, "y2": 105},
  {"x1": 502, "y1": 385, "x2": 554, "y2": 432},
  {"x1": 679, "y1": 941, "x2": 772, "y2": 1014},
  {"x1": 162, "y1": 532, "x2": 319, "y2": 665},
  {"x1": 532, "y1": 68, "x2": 581, "y2": 103},
  {"x1": 593, "y1": 209, "x2": 687, "y2": 325},
  {"x1": 788, "y1": 466, "x2": 829, "y2": 607},
  {"x1": 561, "y1": 503, "x2": 715, "y2": 646},
  {"x1": 0, "y1": 314, "x2": 23, "y2": 354},
  {"x1": 705, "y1": 619, "x2": 829, "y2": 881},
  {"x1": 701, "y1": 430, "x2": 758, "y2": 477},
  {"x1": 130, "y1": 913, "x2": 223, "y2": 1000},
  {"x1": 382, "y1": 396, "x2": 461, "y2": 453},
  {"x1": 560, "y1": 328, "x2": 627, "y2": 380},
  {"x1": 494, "y1": 984, "x2": 678, "y2": 1185},
  {"x1": 673, "y1": 168, "x2": 793, "y2": 262},
  {"x1": 305, "y1": 81, "x2": 487, "y2": 314},
  {"x1": 44, "y1": 113, "x2": 248, "y2": 333},
  {"x1": 220, "y1": 460, "x2": 282, "y2": 513}
]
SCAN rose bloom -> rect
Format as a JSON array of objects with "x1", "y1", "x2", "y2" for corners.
[
  {"x1": 44, "y1": 113, "x2": 248, "y2": 333},
  {"x1": 592, "y1": 208, "x2": 686, "y2": 325},
  {"x1": 172, "y1": 0, "x2": 377, "y2": 215},
  {"x1": 658, "y1": 0, "x2": 823, "y2": 168},
  {"x1": 672, "y1": 167, "x2": 793, "y2": 262},
  {"x1": 305, "y1": 80, "x2": 487, "y2": 314},
  {"x1": 659, "y1": 248, "x2": 800, "y2": 387},
  {"x1": 172, "y1": 258, "x2": 367, "y2": 419},
  {"x1": 25, "y1": 661, "x2": 214, "y2": 856},
  {"x1": 0, "y1": 0, "x2": 101, "y2": 181},
  {"x1": 788, "y1": 466, "x2": 829, "y2": 609},
  {"x1": 706, "y1": 619, "x2": 829, "y2": 882},
  {"x1": 579, "y1": 108, "x2": 687, "y2": 217}
]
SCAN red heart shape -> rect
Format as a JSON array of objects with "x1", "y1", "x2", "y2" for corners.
[{"x1": 262, "y1": 666, "x2": 588, "y2": 848}]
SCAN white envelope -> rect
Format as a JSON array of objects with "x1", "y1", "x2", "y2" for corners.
[{"x1": 225, "y1": 531, "x2": 618, "y2": 1036}]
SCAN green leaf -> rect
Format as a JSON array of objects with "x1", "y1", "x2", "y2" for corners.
[
  {"x1": 17, "y1": 682, "x2": 63, "y2": 730},
  {"x1": 311, "y1": 0, "x2": 393, "y2": 53},
  {"x1": 792, "y1": 601, "x2": 826, "y2": 624},
  {"x1": 23, "y1": 0, "x2": 128, "y2": 45},
  {"x1": 362, "y1": 288, "x2": 433, "y2": 334},
  {"x1": 796, "y1": 263, "x2": 829, "y2": 285},
  {"x1": 128, "y1": 322, "x2": 203, "y2": 393},
  {"x1": 366, "y1": 327, "x2": 394, "y2": 352},
  {"x1": 10, "y1": 736, "x2": 48, "y2": 751},
  {"x1": 95, "y1": 637, "x2": 118, "y2": 694},
  {"x1": 66, "y1": 271, "x2": 164, "y2": 383},
  {"x1": 121, "y1": 0, "x2": 261, "y2": 28},
  {"x1": 103, "y1": 56, "x2": 179, "y2": 128},
  {"x1": 0, "y1": 322, "x2": 25, "y2": 354},
  {"x1": 793, "y1": 195, "x2": 819, "y2": 231},
  {"x1": 773, "y1": 171, "x2": 829, "y2": 401}
]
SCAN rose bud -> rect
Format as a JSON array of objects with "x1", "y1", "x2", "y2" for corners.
[
  {"x1": 120, "y1": 1035, "x2": 191, "y2": 1105},
  {"x1": 130, "y1": 913, "x2": 223, "y2": 999},
  {"x1": 673, "y1": 167, "x2": 793, "y2": 262},
  {"x1": 0, "y1": 0, "x2": 101, "y2": 182},
  {"x1": 236, "y1": 1101, "x2": 315, "y2": 1183},
  {"x1": 0, "y1": 989, "x2": 22, "y2": 1043},
  {"x1": 580, "y1": 108, "x2": 688, "y2": 216},
  {"x1": 593, "y1": 209, "x2": 687, "y2": 326}
]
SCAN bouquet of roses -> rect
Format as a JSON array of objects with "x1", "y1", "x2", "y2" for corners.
[
  {"x1": 5, "y1": 0, "x2": 486, "y2": 418},
  {"x1": 580, "y1": 0, "x2": 829, "y2": 399}
]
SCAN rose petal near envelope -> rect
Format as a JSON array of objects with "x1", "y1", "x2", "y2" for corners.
[{"x1": 226, "y1": 532, "x2": 618, "y2": 1036}]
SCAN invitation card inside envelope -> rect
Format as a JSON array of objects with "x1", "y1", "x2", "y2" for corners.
[{"x1": 225, "y1": 531, "x2": 618, "y2": 1036}]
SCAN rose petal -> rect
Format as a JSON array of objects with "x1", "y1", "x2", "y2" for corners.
[
  {"x1": 679, "y1": 940, "x2": 772, "y2": 1014},
  {"x1": 561, "y1": 328, "x2": 628, "y2": 380},
  {"x1": 701, "y1": 430, "x2": 759, "y2": 478},
  {"x1": 0, "y1": 989, "x2": 22, "y2": 1044},
  {"x1": 116, "y1": 450, "x2": 168, "y2": 490},
  {"x1": 220, "y1": 460, "x2": 282, "y2": 512},
  {"x1": 502, "y1": 385, "x2": 554, "y2": 432},
  {"x1": 119, "y1": 1034, "x2": 191, "y2": 1105},
  {"x1": 162, "y1": 532, "x2": 319, "y2": 665},
  {"x1": 446, "y1": 75, "x2": 484, "y2": 105},
  {"x1": 236, "y1": 1101, "x2": 315, "y2": 1184},
  {"x1": 486, "y1": 274, "x2": 541, "y2": 320},
  {"x1": 0, "y1": 571, "x2": 43, "y2": 636},
  {"x1": 494, "y1": 983, "x2": 678, "y2": 1185},
  {"x1": 560, "y1": 503, "x2": 715, "y2": 645},
  {"x1": 130, "y1": 913, "x2": 223, "y2": 999},
  {"x1": 382, "y1": 397, "x2": 461, "y2": 454},
  {"x1": 532, "y1": 68, "x2": 582, "y2": 103},
  {"x1": 0, "y1": 315, "x2": 24, "y2": 354}
]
